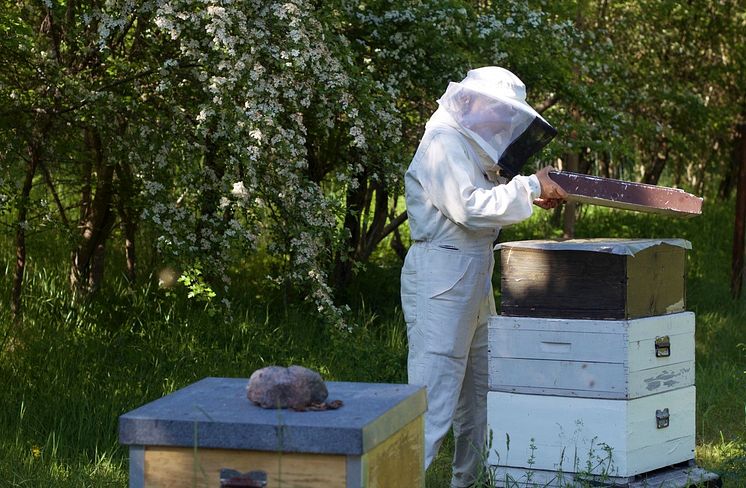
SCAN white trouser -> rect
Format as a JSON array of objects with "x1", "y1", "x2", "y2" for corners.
[{"x1": 401, "y1": 240, "x2": 495, "y2": 488}]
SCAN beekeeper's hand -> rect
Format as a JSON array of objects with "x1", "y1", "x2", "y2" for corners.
[
  {"x1": 533, "y1": 197, "x2": 563, "y2": 209},
  {"x1": 535, "y1": 166, "x2": 567, "y2": 203}
]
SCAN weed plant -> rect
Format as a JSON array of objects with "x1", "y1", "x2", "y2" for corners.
[{"x1": 0, "y1": 200, "x2": 744, "y2": 487}]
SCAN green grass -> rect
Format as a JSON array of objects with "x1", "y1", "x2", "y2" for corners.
[{"x1": 0, "y1": 199, "x2": 744, "y2": 487}]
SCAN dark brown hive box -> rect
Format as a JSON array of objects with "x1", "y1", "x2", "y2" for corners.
[{"x1": 499, "y1": 239, "x2": 688, "y2": 320}]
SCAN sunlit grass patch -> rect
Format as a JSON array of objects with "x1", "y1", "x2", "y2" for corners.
[{"x1": 697, "y1": 437, "x2": 746, "y2": 485}]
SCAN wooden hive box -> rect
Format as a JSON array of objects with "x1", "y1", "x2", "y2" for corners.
[
  {"x1": 119, "y1": 378, "x2": 426, "y2": 488},
  {"x1": 547, "y1": 171, "x2": 703, "y2": 218},
  {"x1": 499, "y1": 239, "x2": 689, "y2": 320},
  {"x1": 488, "y1": 312, "x2": 695, "y2": 399},
  {"x1": 486, "y1": 387, "x2": 696, "y2": 480}
]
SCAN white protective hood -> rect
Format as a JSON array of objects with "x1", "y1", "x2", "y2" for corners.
[{"x1": 434, "y1": 67, "x2": 557, "y2": 177}]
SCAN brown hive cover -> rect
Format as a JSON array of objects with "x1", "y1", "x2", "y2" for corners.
[{"x1": 548, "y1": 171, "x2": 703, "y2": 217}]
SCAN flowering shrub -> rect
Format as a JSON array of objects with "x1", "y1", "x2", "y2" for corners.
[
  {"x1": 126, "y1": 0, "x2": 494, "y2": 324},
  {"x1": 1, "y1": 0, "x2": 742, "y2": 325}
]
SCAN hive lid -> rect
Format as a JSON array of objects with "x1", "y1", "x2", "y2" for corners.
[
  {"x1": 119, "y1": 377, "x2": 425, "y2": 455},
  {"x1": 548, "y1": 171, "x2": 703, "y2": 217},
  {"x1": 496, "y1": 238, "x2": 691, "y2": 256}
]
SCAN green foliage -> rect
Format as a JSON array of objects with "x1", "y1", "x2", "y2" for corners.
[
  {"x1": 176, "y1": 263, "x2": 217, "y2": 307},
  {"x1": 3, "y1": 0, "x2": 744, "y2": 322}
]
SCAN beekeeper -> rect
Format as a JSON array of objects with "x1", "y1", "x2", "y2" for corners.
[{"x1": 401, "y1": 66, "x2": 566, "y2": 487}]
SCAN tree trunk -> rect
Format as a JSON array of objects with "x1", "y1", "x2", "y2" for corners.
[
  {"x1": 673, "y1": 158, "x2": 683, "y2": 188},
  {"x1": 642, "y1": 139, "x2": 669, "y2": 185},
  {"x1": 562, "y1": 152, "x2": 580, "y2": 239},
  {"x1": 390, "y1": 227, "x2": 407, "y2": 261},
  {"x1": 122, "y1": 217, "x2": 137, "y2": 284},
  {"x1": 562, "y1": 100, "x2": 582, "y2": 238},
  {"x1": 719, "y1": 153, "x2": 738, "y2": 200},
  {"x1": 389, "y1": 194, "x2": 408, "y2": 261},
  {"x1": 116, "y1": 163, "x2": 137, "y2": 284},
  {"x1": 359, "y1": 180, "x2": 389, "y2": 262},
  {"x1": 600, "y1": 151, "x2": 611, "y2": 179},
  {"x1": 10, "y1": 147, "x2": 39, "y2": 325},
  {"x1": 70, "y1": 129, "x2": 116, "y2": 296},
  {"x1": 40, "y1": 160, "x2": 70, "y2": 229},
  {"x1": 578, "y1": 147, "x2": 593, "y2": 175},
  {"x1": 333, "y1": 172, "x2": 367, "y2": 288},
  {"x1": 731, "y1": 121, "x2": 746, "y2": 298},
  {"x1": 195, "y1": 136, "x2": 225, "y2": 261},
  {"x1": 333, "y1": 174, "x2": 409, "y2": 288},
  {"x1": 88, "y1": 231, "x2": 111, "y2": 293}
]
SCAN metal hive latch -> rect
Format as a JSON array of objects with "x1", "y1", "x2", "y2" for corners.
[
  {"x1": 656, "y1": 408, "x2": 670, "y2": 429},
  {"x1": 655, "y1": 336, "x2": 671, "y2": 357}
]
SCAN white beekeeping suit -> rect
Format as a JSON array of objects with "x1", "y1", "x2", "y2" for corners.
[{"x1": 401, "y1": 66, "x2": 560, "y2": 488}]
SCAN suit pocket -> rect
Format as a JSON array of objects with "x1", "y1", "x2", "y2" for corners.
[
  {"x1": 423, "y1": 248, "x2": 485, "y2": 357},
  {"x1": 426, "y1": 248, "x2": 475, "y2": 301},
  {"x1": 401, "y1": 269, "x2": 417, "y2": 324}
]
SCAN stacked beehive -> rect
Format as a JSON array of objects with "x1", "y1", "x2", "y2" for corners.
[{"x1": 486, "y1": 238, "x2": 697, "y2": 486}]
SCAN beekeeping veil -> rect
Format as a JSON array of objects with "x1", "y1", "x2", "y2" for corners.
[{"x1": 436, "y1": 66, "x2": 557, "y2": 178}]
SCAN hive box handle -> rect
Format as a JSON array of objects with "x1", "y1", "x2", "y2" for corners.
[
  {"x1": 220, "y1": 469, "x2": 267, "y2": 488},
  {"x1": 655, "y1": 336, "x2": 671, "y2": 357},
  {"x1": 656, "y1": 408, "x2": 670, "y2": 429}
]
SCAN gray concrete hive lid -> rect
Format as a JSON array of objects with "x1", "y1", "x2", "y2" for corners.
[{"x1": 118, "y1": 377, "x2": 426, "y2": 456}]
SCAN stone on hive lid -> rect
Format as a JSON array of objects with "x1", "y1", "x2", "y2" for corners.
[{"x1": 247, "y1": 365, "x2": 328, "y2": 409}]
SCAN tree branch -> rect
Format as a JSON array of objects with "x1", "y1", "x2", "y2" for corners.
[
  {"x1": 380, "y1": 211, "x2": 408, "y2": 242},
  {"x1": 39, "y1": 160, "x2": 71, "y2": 229},
  {"x1": 535, "y1": 93, "x2": 560, "y2": 114}
]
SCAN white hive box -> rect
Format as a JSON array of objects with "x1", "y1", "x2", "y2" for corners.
[
  {"x1": 488, "y1": 312, "x2": 695, "y2": 399},
  {"x1": 486, "y1": 386, "x2": 696, "y2": 479}
]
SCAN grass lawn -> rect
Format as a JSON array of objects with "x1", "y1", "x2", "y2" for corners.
[{"x1": 1, "y1": 201, "x2": 744, "y2": 487}]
